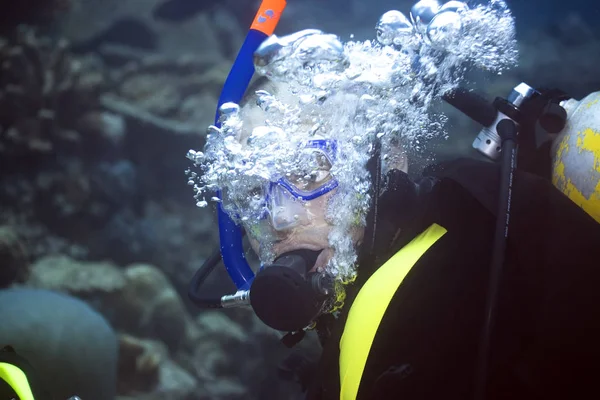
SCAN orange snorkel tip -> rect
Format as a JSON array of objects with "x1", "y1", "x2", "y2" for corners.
[{"x1": 251, "y1": 0, "x2": 287, "y2": 36}]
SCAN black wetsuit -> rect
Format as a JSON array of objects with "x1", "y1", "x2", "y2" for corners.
[{"x1": 304, "y1": 157, "x2": 600, "y2": 400}]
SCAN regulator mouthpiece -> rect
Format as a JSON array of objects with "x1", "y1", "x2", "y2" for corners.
[{"x1": 249, "y1": 249, "x2": 333, "y2": 332}]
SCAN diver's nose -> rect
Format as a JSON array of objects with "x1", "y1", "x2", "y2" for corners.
[
  {"x1": 268, "y1": 185, "x2": 310, "y2": 231},
  {"x1": 270, "y1": 206, "x2": 299, "y2": 231}
]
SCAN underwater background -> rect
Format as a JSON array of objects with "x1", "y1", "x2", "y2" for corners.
[{"x1": 0, "y1": 0, "x2": 598, "y2": 399}]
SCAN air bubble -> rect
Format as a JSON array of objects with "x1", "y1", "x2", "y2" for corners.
[
  {"x1": 376, "y1": 10, "x2": 414, "y2": 46},
  {"x1": 410, "y1": 0, "x2": 441, "y2": 33},
  {"x1": 427, "y1": 10, "x2": 463, "y2": 48},
  {"x1": 219, "y1": 102, "x2": 240, "y2": 116}
]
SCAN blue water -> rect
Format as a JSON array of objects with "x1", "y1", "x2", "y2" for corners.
[{"x1": 506, "y1": 0, "x2": 599, "y2": 33}]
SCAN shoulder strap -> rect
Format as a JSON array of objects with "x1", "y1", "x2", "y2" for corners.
[{"x1": 339, "y1": 223, "x2": 447, "y2": 400}]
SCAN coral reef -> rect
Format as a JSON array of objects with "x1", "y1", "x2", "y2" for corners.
[
  {"x1": 117, "y1": 334, "x2": 164, "y2": 394},
  {"x1": 0, "y1": 12, "x2": 326, "y2": 400},
  {"x1": 0, "y1": 26, "x2": 107, "y2": 160},
  {"x1": 54, "y1": 0, "x2": 237, "y2": 58},
  {"x1": 99, "y1": 48, "x2": 226, "y2": 136},
  {"x1": 22, "y1": 252, "x2": 306, "y2": 399},
  {"x1": 110, "y1": 263, "x2": 200, "y2": 352},
  {"x1": 0, "y1": 27, "x2": 221, "y2": 268},
  {"x1": 28, "y1": 255, "x2": 126, "y2": 294},
  {"x1": 25, "y1": 257, "x2": 198, "y2": 351}
]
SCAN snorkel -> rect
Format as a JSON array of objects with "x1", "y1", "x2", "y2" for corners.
[
  {"x1": 188, "y1": 0, "x2": 286, "y2": 306},
  {"x1": 214, "y1": 0, "x2": 287, "y2": 291},
  {"x1": 188, "y1": 0, "x2": 334, "y2": 335}
]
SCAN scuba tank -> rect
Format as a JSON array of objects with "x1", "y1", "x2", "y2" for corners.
[
  {"x1": 551, "y1": 91, "x2": 600, "y2": 223},
  {"x1": 445, "y1": 84, "x2": 600, "y2": 224}
]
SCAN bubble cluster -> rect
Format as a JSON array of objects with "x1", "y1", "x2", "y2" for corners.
[{"x1": 187, "y1": 0, "x2": 518, "y2": 282}]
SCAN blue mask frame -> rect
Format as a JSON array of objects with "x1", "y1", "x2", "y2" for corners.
[{"x1": 222, "y1": 138, "x2": 339, "y2": 224}]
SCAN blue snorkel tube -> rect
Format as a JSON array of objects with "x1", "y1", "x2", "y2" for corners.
[
  {"x1": 188, "y1": 0, "x2": 288, "y2": 308},
  {"x1": 213, "y1": 33, "x2": 263, "y2": 291}
]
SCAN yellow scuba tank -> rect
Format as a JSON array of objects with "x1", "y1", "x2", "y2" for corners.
[{"x1": 551, "y1": 91, "x2": 600, "y2": 224}]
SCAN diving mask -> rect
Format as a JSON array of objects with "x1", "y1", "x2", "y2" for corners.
[{"x1": 224, "y1": 138, "x2": 339, "y2": 233}]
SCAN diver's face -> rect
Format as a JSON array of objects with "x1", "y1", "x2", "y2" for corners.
[{"x1": 247, "y1": 188, "x2": 365, "y2": 272}]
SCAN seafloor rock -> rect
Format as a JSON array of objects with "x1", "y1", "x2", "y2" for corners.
[
  {"x1": 75, "y1": 110, "x2": 127, "y2": 153},
  {"x1": 0, "y1": 288, "x2": 118, "y2": 400},
  {"x1": 34, "y1": 164, "x2": 96, "y2": 233},
  {"x1": 109, "y1": 263, "x2": 200, "y2": 352},
  {"x1": 116, "y1": 333, "x2": 199, "y2": 400},
  {"x1": 0, "y1": 207, "x2": 89, "y2": 261},
  {"x1": 27, "y1": 259, "x2": 200, "y2": 354},
  {"x1": 87, "y1": 209, "x2": 159, "y2": 267},
  {"x1": 127, "y1": 201, "x2": 219, "y2": 300},
  {"x1": 0, "y1": 225, "x2": 29, "y2": 287},
  {"x1": 100, "y1": 51, "x2": 227, "y2": 136},
  {"x1": 175, "y1": 310, "x2": 308, "y2": 400},
  {"x1": 185, "y1": 312, "x2": 248, "y2": 381},
  {"x1": 117, "y1": 334, "x2": 165, "y2": 394},
  {"x1": 0, "y1": 25, "x2": 225, "y2": 284},
  {"x1": 156, "y1": 359, "x2": 199, "y2": 400},
  {"x1": 94, "y1": 48, "x2": 227, "y2": 207},
  {"x1": 27, "y1": 254, "x2": 126, "y2": 295},
  {"x1": 54, "y1": 0, "x2": 239, "y2": 59},
  {"x1": 0, "y1": 156, "x2": 142, "y2": 263}
]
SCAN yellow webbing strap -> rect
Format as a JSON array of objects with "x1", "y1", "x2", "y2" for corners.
[
  {"x1": 0, "y1": 362, "x2": 36, "y2": 400},
  {"x1": 339, "y1": 223, "x2": 447, "y2": 400}
]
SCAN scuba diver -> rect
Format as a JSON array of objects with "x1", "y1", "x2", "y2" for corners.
[
  {"x1": 0, "y1": 346, "x2": 81, "y2": 400},
  {"x1": 299, "y1": 87, "x2": 600, "y2": 400},
  {"x1": 187, "y1": 0, "x2": 600, "y2": 399}
]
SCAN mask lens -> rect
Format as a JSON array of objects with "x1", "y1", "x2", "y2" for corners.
[
  {"x1": 269, "y1": 184, "x2": 312, "y2": 231},
  {"x1": 286, "y1": 149, "x2": 333, "y2": 194}
]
